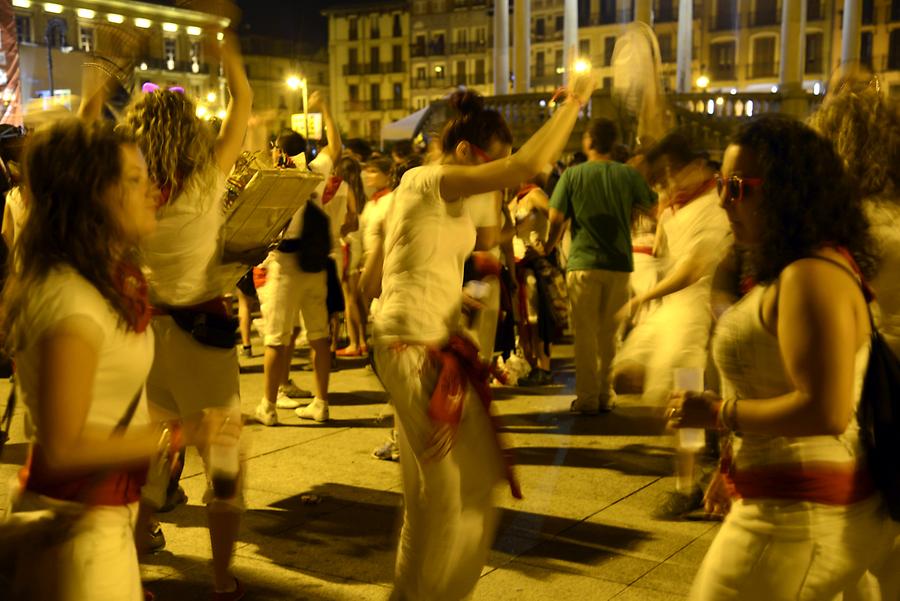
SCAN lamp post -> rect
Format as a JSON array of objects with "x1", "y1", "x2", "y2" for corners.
[
  {"x1": 44, "y1": 18, "x2": 68, "y2": 97},
  {"x1": 287, "y1": 75, "x2": 307, "y2": 137}
]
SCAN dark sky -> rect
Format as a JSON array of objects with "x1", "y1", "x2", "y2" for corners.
[{"x1": 235, "y1": 0, "x2": 331, "y2": 49}]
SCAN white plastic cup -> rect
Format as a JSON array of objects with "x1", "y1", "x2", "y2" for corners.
[{"x1": 673, "y1": 367, "x2": 706, "y2": 452}]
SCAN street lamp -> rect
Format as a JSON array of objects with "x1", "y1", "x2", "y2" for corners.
[
  {"x1": 696, "y1": 74, "x2": 710, "y2": 89},
  {"x1": 44, "y1": 17, "x2": 68, "y2": 96},
  {"x1": 287, "y1": 75, "x2": 308, "y2": 137}
]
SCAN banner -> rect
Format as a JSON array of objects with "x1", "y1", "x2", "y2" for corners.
[{"x1": 0, "y1": 0, "x2": 21, "y2": 125}]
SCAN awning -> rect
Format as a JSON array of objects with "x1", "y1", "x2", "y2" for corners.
[{"x1": 381, "y1": 106, "x2": 430, "y2": 142}]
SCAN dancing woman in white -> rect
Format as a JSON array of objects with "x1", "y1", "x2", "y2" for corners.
[
  {"x1": 370, "y1": 76, "x2": 595, "y2": 601},
  {"x1": 669, "y1": 115, "x2": 893, "y2": 600}
]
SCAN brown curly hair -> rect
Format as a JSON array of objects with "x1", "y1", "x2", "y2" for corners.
[
  {"x1": 123, "y1": 90, "x2": 216, "y2": 195},
  {"x1": 0, "y1": 119, "x2": 143, "y2": 349}
]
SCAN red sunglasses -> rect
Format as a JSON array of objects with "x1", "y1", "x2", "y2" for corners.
[
  {"x1": 470, "y1": 144, "x2": 493, "y2": 164},
  {"x1": 716, "y1": 174, "x2": 764, "y2": 204}
]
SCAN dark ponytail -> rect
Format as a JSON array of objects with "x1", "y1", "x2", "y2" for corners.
[{"x1": 441, "y1": 90, "x2": 513, "y2": 154}]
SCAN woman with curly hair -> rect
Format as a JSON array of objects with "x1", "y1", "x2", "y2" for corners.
[
  {"x1": 123, "y1": 32, "x2": 251, "y2": 600},
  {"x1": 668, "y1": 114, "x2": 893, "y2": 600},
  {"x1": 808, "y1": 71, "x2": 900, "y2": 356},
  {"x1": 0, "y1": 118, "x2": 201, "y2": 600}
]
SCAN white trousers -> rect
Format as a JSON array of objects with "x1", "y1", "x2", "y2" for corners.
[
  {"x1": 375, "y1": 344, "x2": 503, "y2": 601},
  {"x1": 690, "y1": 496, "x2": 893, "y2": 601},
  {"x1": 567, "y1": 269, "x2": 630, "y2": 407},
  {"x1": 10, "y1": 492, "x2": 141, "y2": 601}
]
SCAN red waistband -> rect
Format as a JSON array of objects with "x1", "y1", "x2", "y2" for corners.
[
  {"x1": 20, "y1": 444, "x2": 147, "y2": 506},
  {"x1": 632, "y1": 245, "x2": 654, "y2": 255},
  {"x1": 725, "y1": 462, "x2": 876, "y2": 506}
]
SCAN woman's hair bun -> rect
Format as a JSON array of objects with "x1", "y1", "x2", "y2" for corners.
[{"x1": 448, "y1": 90, "x2": 485, "y2": 117}]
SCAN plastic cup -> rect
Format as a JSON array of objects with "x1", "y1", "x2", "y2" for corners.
[{"x1": 673, "y1": 367, "x2": 706, "y2": 451}]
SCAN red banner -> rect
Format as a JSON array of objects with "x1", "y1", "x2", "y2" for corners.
[{"x1": 0, "y1": 0, "x2": 21, "y2": 125}]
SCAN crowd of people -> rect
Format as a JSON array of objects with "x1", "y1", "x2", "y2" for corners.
[{"x1": 0, "y1": 13, "x2": 899, "y2": 600}]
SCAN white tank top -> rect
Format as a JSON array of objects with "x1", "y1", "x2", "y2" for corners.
[{"x1": 712, "y1": 284, "x2": 870, "y2": 470}]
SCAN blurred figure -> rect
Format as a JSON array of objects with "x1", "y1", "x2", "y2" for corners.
[
  {"x1": 669, "y1": 115, "x2": 893, "y2": 600},
  {"x1": 545, "y1": 118, "x2": 657, "y2": 414},
  {"x1": 368, "y1": 78, "x2": 594, "y2": 600},
  {"x1": 391, "y1": 139, "x2": 414, "y2": 165},
  {"x1": 124, "y1": 31, "x2": 251, "y2": 599},
  {"x1": 0, "y1": 118, "x2": 182, "y2": 601},
  {"x1": 335, "y1": 156, "x2": 367, "y2": 355}
]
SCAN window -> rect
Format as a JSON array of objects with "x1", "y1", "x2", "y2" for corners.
[
  {"x1": 579, "y1": 39, "x2": 590, "y2": 59},
  {"x1": 753, "y1": 0, "x2": 778, "y2": 26},
  {"x1": 414, "y1": 34, "x2": 426, "y2": 56},
  {"x1": 190, "y1": 41, "x2": 202, "y2": 72},
  {"x1": 555, "y1": 16, "x2": 563, "y2": 33},
  {"x1": 435, "y1": 64, "x2": 445, "y2": 79},
  {"x1": 600, "y1": 0, "x2": 616, "y2": 23},
  {"x1": 349, "y1": 84, "x2": 359, "y2": 100},
  {"x1": 370, "y1": 47, "x2": 380, "y2": 72},
  {"x1": 15, "y1": 14, "x2": 31, "y2": 44},
  {"x1": 475, "y1": 58, "x2": 485, "y2": 84},
  {"x1": 710, "y1": 40, "x2": 736, "y2": 79},
  {"x1": 893, "y1": 0, "x2": 900, "y2": 21},
  {"x1": 715, "y1": 0, "x2": 737, "y2": 30},
  {"x1": 808, "y1": 0, "x2": 823, "y2": 20},
  {"x1": 393, "y1": 13, "x2": 402, "y2": 37},
  {"x1": 862, "y1": 0, "x2": 874, "y2": 25},
  {"x1": 393, "y1": 82, "x2": 403, "y2": 103},
  {"x1": 349, "y1": 47, "x2": 359, "y2": 73},
  {"x1": 890, "y1": 29, "x2": 900, "y2": 70},
  {"x1": 656, "y1": 0, "x2": 676, "y2": 22},
  {"x1": 45, "y1": 19, "x2": 67, "y2": 48},
  {"x1": 805, "y1": 32, "x2": 823, "y2": 73},
  {"x1": 415, "y1": 97, "x2": 427, "y2": 109},
  {"x1": 603, "y1": 36, "x2": 616, "y2": 66},
  {"x1": 350, "y1": 120, "x2": 359, "y2": 136},
  {"x1": 751, "y1": 36, "x2": 776, "y2": 77},
  {"x1": 536, "y1": 51, "x2": 545, "y2": 77},
  {"x1": 370, "y1": 16, "x2": 380, "y2": 39},
  {"x1": 455, "y1": 60, "x2": 466, "y2": 86},
  {"x1": 369, "y1": 120, "x2": 381, "y2": 140},
  {"x1": 416, "y1": 66, "x2": 426, "y2": 80},
  {"x1": 658, "y1": 33, "x2": 674, "y2": 63},
  {"x1": 861, "y1": 31, "x2": 874, "y2": 67},
  {"x1": 370, "y1": 84, "x2": 380, "y2": 110},
  {"x1": 349, "y1": 18, "x2": 358, "y2": 41},
  {"x1": 475, "y1": 27, "x2": 486, "y2": 45},
  {"x1": 535, "y1": 18, "x2": 545, "y2": 38},
  {"x1": 392, "y1": 45, "x2": 402, "y2": 71},
  {"x1": 164, "y1": 37, "x2": 177, "y2": 70},
  {"x1": 578, "y1": 0, "x2": 590, "y2": 26},
  {"x1": 432, "y1": 33, "x2": 445, "y2": 55},
  {"x1": 555, "y1": 49, "x2": 563, "y2": 71},
  {"x1": 79, "y1": 26, "x2": 94, "y2": 53}
]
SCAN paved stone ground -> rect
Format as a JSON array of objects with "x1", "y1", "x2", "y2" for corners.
[{"x1": 0, "y1": 337, "x2": 719, "y2": 600}]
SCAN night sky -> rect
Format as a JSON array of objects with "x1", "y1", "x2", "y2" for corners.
[{"x1": 235, "y1": 0, "x2": 331, "y2": 49}]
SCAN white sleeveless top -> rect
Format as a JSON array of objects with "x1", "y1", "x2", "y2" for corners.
[{"x1": 712, "y1": 284, "x2": 870, "y2": 471}]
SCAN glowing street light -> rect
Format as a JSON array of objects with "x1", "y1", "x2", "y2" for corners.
[
  {"x1": 286, "y1": 75, "x2": 302, "y2": 90},
  {"x1": 574, "y1": 58, "x2": 591, "y2": 73},
  {"x1": 696, "y1": 74, "x2": 710, "y2": 89},
  {"x1": 206, "y1": 91, "x2": 217, "y2": 103},
  {"x1": 196, "y1": 105, "x2": 208, "y2": 118}
]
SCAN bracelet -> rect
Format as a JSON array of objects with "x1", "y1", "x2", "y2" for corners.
[
  {"x1": 713, "y1": 400, "x2": 727, "y2": 430},
  {"x1": 718, "y1": 399, "x2": 735, "y2": 431},
  {"x1": 729, "y1": 399, "x2": 740, "y2": 434}
]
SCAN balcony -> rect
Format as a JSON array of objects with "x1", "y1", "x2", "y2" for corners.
[
  {"x1": 747, "y1": 62, "x2": 779, "y2": 79},
  {"x1": 452, "y1": 73, "x2": 490, "y2": 87},
  {"x1": 805, "y1": 57, "x2": 824, "y2": 74},
  {"x1": 144, "y1": 58, "x2": 210, "y2": 75},
  {"x1": 344, "y1": 98, "x2": 408, "y2": 113},
  {"x1": 410, "y1": 42, "x2": 447, "y2": 57},
  {"x1": 451, "y1": 0, "x2": 487, "y2": 9},
  {"x1": 655, "y1": 3, "x2": 677, "y2": 23},
  {"x1": 531, "y1": 72, "x2": 563, "y2": 88},
  {"x1": 449, "y1": 41, "x2": 489, "y2": 55},
  {"x1": 709, "y1": 64, "x2": 737, "y2": 81},
  {"x1": 586, "y1": 8, "x2": 633, "y2": 25},
  {"x1": 342, "y1": 62, "x2": 407, "y2": 75},
  {"x1": 749, "y1": 9, "x2": 780, "y2": 27}
]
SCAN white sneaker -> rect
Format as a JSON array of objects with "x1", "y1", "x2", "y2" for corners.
[
  {"x1": 275, "y1": 393, "x2": 300, "y2": 409},
  {"x1": 279, "y1": 379, "x2": 313, "y2": 399},
  {"x1": 295, "y1": 398, "x2": 329, "y2": 422},
  {"x1": 254, "y1": 399, "x2": 278, "y2": 426}
]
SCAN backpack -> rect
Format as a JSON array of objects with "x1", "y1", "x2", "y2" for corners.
[{"x1": 296, "y1": 201, "x2": 332, "y2": 273}]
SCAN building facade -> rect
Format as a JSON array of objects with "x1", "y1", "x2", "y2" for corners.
[
  {"x1": 323, "y1": 0, "x2": 900, "y2": 143},
  {"x1": 10, "y1": 0, "x2": 230, "y2": 117},
  {"x1": 324, "y1": 0, "x2": 411, "y2": 141}
]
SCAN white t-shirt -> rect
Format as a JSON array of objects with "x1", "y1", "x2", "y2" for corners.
[
  {"x1": 279, "y1": 152, "x2": 348, "y2": 258},
  {"x1": 373, "y1": 165, "x2": 476, "y2": 345},
  {"x1": 142, "y1": 167, "x2": 230, "y2": 306},
  {"x1": 5, "y1": 187, "x2": 26, "y2": 243},
  {"x1": 15, "y1": 266, "x2": 153, "y2": 439},
  {"x1": 464, "y1": 192, "x2": 501, "y2": 259},
  {"x1": 361, "y1": 191, "x2": 394, "y2": 256}
]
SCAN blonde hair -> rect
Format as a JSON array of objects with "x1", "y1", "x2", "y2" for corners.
[
  {"x1": 808, "y1": 85, "x2": 900, "y2": 200},
  {"x1": 123, "y1": 90, "x2": 216, "y2": 195}
]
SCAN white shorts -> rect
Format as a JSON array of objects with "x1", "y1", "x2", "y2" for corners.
[
  {"x1": 146, "y1": 315, "x2": 241, "y2": 417},
  {"x1": 257, "y1": 250, "x2": 329, "y2": 345}
]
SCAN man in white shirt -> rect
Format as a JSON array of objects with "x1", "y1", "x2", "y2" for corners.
[{"x1": 254, "y1": 93, "x2": 342, "y2": 426}]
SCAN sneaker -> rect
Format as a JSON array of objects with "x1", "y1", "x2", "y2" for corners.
[
  {"x1": 158, "y1": 485, "x2": 188, "y2": 513},
  {"x1": 518, "y1": 368, "x2": 554, "y2": 387},
  {"x1": 652, "y1": 487, "x2": 705, "y2": 521},
  {"x1": 254, "y1": 399, "x2": 278, "y2": 426},
  {"x1": 295, "y1": 398, "x2": 329, "y2": 422},
  {"x1": 372, "y1": 439, "x2": 400, "y2": 461},
  {"x1": 274, "y1": 394, "x2": 300, "y2": 409},
  {"x1": 279, "y1": 379, "x2": 313, "y2": 399},
  {"x1": 136, "y1": 522, "x2": 166, "y2": 555},
  {"x1": 239, "y1": 345, "x2": 252, "y2": 358}
]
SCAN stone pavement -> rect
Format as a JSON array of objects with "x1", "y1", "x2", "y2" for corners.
[{"x1": 0, "y1": 339, "x2": 719, "y2": 600}]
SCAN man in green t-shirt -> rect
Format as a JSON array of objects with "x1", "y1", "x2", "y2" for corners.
[{"x1": 546, "y1": 118, "x2": 657, "y2": 414}]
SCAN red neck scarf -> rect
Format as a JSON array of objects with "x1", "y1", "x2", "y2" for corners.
[
  {"x1": 515, "y1": 183, "x2": 539, "y2": 201},
  {"x1": 113, "y1": 261, "x2": 151, "y2": 333},
  {"x1": 321, "y1": 175, "x2": 343, "y2": 205},
  {"x1": 669, "y1": 177, "x2": 717, "y2": 212},
  {"x1": 370, "y1": 187, "x2": 390, "y2": 204}
]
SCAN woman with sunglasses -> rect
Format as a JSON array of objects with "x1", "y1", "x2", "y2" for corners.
[
  {"x1": 369, "y1": 81, "x2": 595, "y2": 600},
  {"x1": 669, "y1": 114, "x2": 893, "y2": 600}
]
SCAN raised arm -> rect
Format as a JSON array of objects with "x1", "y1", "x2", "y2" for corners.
[
  {"x1": 310, "y1": 92, "x2": 342, "y2": 163},
  {"x1": 214, "y1": 32, "x2": 253, "y2": 174},
  {"x1": 439, "y1": 74, "x2": 596, "y2": 201}
]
